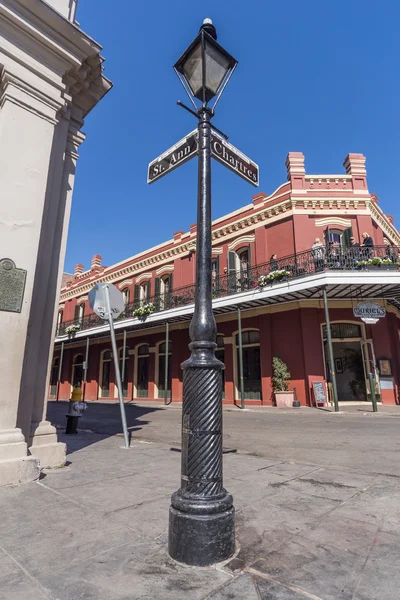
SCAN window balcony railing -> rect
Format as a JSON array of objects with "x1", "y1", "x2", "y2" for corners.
[{"x1": 56, "y1": 244, "x2": 399, "y2": 337}]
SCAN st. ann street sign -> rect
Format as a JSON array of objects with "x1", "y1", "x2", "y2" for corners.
[
  {"x1": 148, "y1": 130, "x2": 259, "y2": 187},
  {"x1": 147, "y1": 130, "x2": 197, "y2": 184}
]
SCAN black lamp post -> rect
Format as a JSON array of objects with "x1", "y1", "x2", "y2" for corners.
[{"x1": 168, "y1": 19, "x2": 237, "y2": 566}]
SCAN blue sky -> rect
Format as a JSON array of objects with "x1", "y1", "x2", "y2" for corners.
[{"x1": 65, "y1": 0, "x2": 400, "y2": 272}]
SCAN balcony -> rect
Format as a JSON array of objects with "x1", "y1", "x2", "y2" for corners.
[{"x1": 56, "y1": 245, "x2": 400, "y2": 339}]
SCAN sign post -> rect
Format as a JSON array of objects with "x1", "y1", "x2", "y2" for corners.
[{"x1": 89, "y1": 283, "x2": 130, "y2": 448}]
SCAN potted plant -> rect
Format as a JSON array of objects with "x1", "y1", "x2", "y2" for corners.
[{"x1": 272, "y1": 356, "x2": 294, "y2": 407}]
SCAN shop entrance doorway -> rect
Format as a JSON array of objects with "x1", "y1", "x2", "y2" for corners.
[{"x1": 322, "y1": 322, "x2": 381, "y2": 402}]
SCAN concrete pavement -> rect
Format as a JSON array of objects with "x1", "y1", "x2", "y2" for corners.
[{"x1": 1, "y1": 402, "x2": 400, "y2": 599}]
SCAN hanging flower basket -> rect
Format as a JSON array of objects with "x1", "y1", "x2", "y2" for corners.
[
  {"x1": 258, "y1": 270, "x2": 290, "y2": 287},
  {"x1": 133, "y1": 303, "x2": 155, "y2": 319}
]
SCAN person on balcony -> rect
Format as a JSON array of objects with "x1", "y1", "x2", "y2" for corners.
[
  {"x1": 311, "y1": 238, "x2": 325, "y2": 272},
  {"x1": 327, "y1": 241, "x2": 341, "y2": 269},
  {"x1": 269, "y1": 254, "x2": 279, "y2": 271},
  {"x1": 361, "y1": 232, "x2": 374, "y2": 259}
]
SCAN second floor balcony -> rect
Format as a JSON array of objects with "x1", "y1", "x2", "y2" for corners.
[{"x1": 56, "y1": 244, "x2": 400, "y2": 339}]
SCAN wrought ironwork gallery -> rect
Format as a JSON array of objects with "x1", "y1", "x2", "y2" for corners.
[{"x1": 51, "y1": 152, "x2": 400, "y2": 406}]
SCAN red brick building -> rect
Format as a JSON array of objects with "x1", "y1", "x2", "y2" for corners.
[{"x1": 51, "y1": 152, "x2": 400, "y2": 406}]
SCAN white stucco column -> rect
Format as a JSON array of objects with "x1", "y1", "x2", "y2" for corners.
[{"x1": 0, "y1": 0, "x2": 111, "y2": 483}]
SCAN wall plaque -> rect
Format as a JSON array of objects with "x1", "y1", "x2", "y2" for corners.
[{"x1": 0, "y1": 258, "x2": 27, "y2": 313}]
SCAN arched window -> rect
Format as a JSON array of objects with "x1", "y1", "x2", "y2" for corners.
[
  {"x1": 74, "y1": 303, "x2": 85, "y2": 323},
  {"x1": 158, "y1": 341, "x2": 172, "y2": 399},
  {"x1": 228, "y1": 246, "x2": 252, "y2": 292},
  {"x1": 235, "y1": 330, "x2": 261, "y2": 400},
  {"x1": 215, "y1": 335, "x2": 225, "y2": 399},
  {"x1": 136, "y1": 344, "x2": 149, "y2": 398},
  {"x1": 99, "y1": 350, "x2": 112, "y2": 398},
  {"x1": 140, "y1": 282, "x2": 149, "y2": 305},
  {"x1": 122, "y1": 288, "x2": 130, "y2": 305},
  {"x1": 50, "y1": 356, "x2": 59, "y2": 396},
  {"x1": 71, "y1": 353, "x2": 84, "y2": 389},
  {"x1": 118, "y1": 347, "x2": 129, "y2": 397},
  {"x1": 57, "y1": 311, "x2": 63, "y2": 331},
  {"x1": 160, "y1": 275, "x2": 172, "y2": 310}
]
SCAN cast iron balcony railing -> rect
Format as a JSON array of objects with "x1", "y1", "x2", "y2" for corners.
[{"x1": 57, "y1": 244, "x2": 400, "y2": 337}]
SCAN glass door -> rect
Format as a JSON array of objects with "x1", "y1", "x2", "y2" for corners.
[{"x1": 361, "y1": 339, "x2": 381, "y2": 402}]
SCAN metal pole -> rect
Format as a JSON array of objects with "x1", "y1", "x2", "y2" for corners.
[
  {"x1": 169, "y1": 107, "x2": 234, "y2": 566},
  {"x1": 237, "y1": 307, "x2": 245, "y2": 409},
  {"x1": 369, "y1": 372, "x2": 378, "y2": 413},
  {"x1": 322, "y1": 287, "x2": 339, "y2": 412},
  {"x1": 164, "y1": 321, "x2": 169, "y2": 406},
  {"x1": 104, "y1": 285, "x2": 130, "y2": 448},
  {"x1": 121, "y1": 330, "x2": 127, "y2": 397},
  {"x1": 56, "y1": 341, "x2": 64, "y2": 402},
  {"x1": 82, "y1": 337, "x2": 90, "y2": 401}
]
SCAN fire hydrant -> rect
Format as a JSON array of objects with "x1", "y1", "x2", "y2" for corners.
[{"x1": 65, "y1": 386, "x2": 87, "y2": 434}]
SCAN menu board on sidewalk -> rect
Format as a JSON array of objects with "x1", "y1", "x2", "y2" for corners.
[{"x1": 312, "y1": 381, "x2": 327, "y2": 406}]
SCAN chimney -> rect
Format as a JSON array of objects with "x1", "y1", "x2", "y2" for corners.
[
  {"x1": 173, "y1": 230, "x2": 184, "y2": 242},
  {"x1": 91, "y1": 254, "x2": 102, "y2": 270},
  {"x1": 285, "y1": 152, "x2": 306, "y2": 191},
  {"x1": 343, "y1": 153, "x2": 366, "y2": 176},
  {"x1": 74, "y1": 264, "x2": 84, "y2": 276},
  {"x1": 343, "y1": 153, "x2": 367, "y2": 192}
]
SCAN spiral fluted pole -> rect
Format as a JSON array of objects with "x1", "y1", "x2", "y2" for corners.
[{"x1": 168, "y1": 108, "x2": 235, "y2": 566}]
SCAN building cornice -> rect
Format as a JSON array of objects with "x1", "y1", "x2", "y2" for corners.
[{"x1": 59, "y1": 194, "x2": 396, "y2": 301}]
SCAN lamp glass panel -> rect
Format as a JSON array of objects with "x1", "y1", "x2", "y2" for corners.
[
  {"x1": 182, "y1": 41, "x2": 203, "y2": 97},
  {"x1": 204, "y1": 39, "x2": 231, "y2": 94}
]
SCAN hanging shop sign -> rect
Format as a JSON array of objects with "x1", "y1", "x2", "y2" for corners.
[{"x1": 353, "y1": 302, "x2": 386, "y2": 325}]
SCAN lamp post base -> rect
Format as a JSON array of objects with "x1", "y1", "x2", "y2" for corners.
[{"x1": 168, "y1": 491, "x2": 235, "y2": 566}]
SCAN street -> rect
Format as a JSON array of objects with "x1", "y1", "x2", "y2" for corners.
[{"x1": 1, "y1": 402, "x2": 399, "y2": 599}]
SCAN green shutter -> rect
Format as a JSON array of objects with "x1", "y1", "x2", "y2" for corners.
[
  {"x1": 247, "y1": 245, "x2": 252, "y2": 280},
  {"x1": 228, "y1": 251, "x2": 236, "y2": 274},
  {"x1": 169, "y1": 273, "x2": 173, "y2": 292},
  {"x1": 214, "y1": 256, "x2": 220, "y2": 293},
  {"x1": 228, "y1": 251, "x2": 237, "y2": 293},
  {"x1": 154, "y1": 277, "x2": 161, "y2": 311},
  {"x1": 342, "y1": 227, "x2": 353, "y2": 248},
  {"x1": 133, "y1": 284, "x2": 140, "y2": 308},
  {"x1": 146, "y1": 280, "x2": 151, "y2": 303},
  {"x1": 74, "y1": 304, "x2": 80, "y2": 322}
]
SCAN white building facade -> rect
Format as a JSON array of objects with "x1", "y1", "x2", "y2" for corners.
[{"x1": 0, "y1": 0, "x2": 111, "y2": 484}]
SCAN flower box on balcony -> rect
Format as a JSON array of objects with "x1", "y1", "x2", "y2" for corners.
[
  {"x1": 356, "y1": 258, "x2": 399, "y2": 271},
  {"x1": 258, "y1": 270, "x2": 290, "y2": 287},
  {"x1": 364, "y1": 264, "x2": 398, "y2": 271}
]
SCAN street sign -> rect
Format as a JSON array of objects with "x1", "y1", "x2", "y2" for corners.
[
  {"x1": 89, "y1": 283, "x2": 125, "y2": 320},
  {"x1": 148, "y1": 129, "x2": 198, "y2": 184},
  {"x1": 88, "y1": 282, "x2": 129, "y2": 447},
  {"x1": 211, "y1": 130, "x2": 259, "y2": 187}
]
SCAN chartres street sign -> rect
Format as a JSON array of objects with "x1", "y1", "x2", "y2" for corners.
[
  {"x1": 148, "y1": 129, "x2": 259, "y2": 187},
  {"x1": 353, "y1": 302, "x2": 386, "y2": 324},
  {"x1": 89, "y1": 283, "x2": 125, "y2": 320},
  {"x1": 211, "y1": 130, "x2": 259, "y2": 187},
  {"x1": 147, "y1": 130, "x2": 198, "y2": 184}
]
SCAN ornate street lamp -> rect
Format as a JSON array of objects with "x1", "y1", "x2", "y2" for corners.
[{"x1": 168, "y1": 19, "x2": 237, "y2": 566}]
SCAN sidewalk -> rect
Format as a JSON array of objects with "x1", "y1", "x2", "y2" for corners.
[{"x1": 1, "y1": 425, "x2": 400, "y2": 599}]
